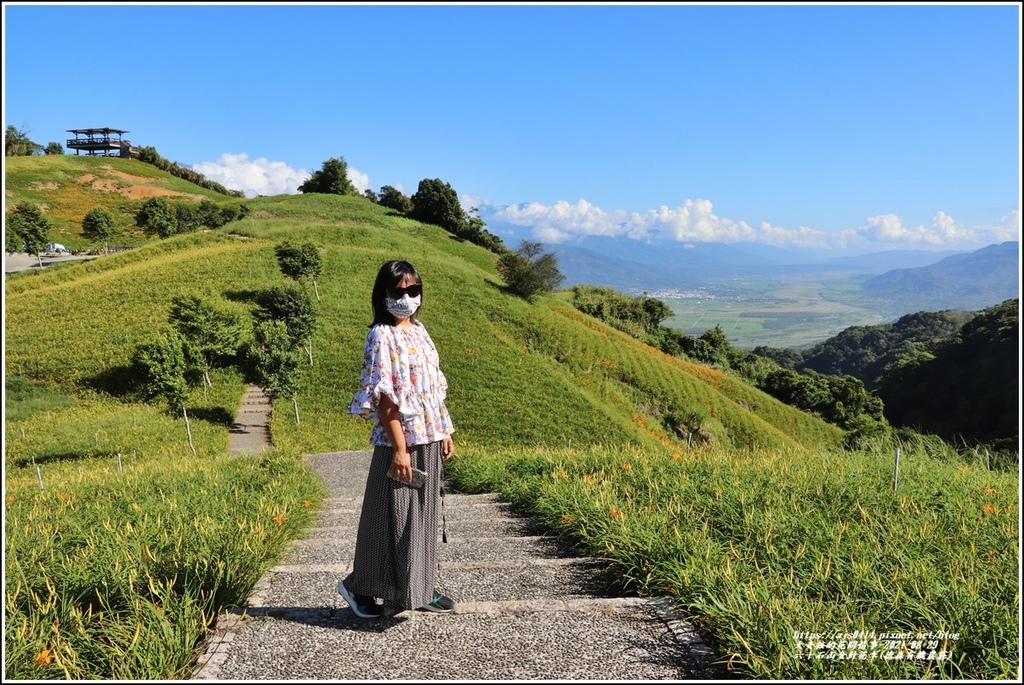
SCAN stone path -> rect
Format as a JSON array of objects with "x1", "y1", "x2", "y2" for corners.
[
  {"x1": 228, "y1": 384, "x2": 273, "y2": 456},
  {"x1": 206, "y1": 389, "x2": 729, "y2": 680}
]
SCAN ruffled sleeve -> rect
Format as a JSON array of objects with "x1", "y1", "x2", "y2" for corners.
[
  {"x1": 347, "y1": 325, "x2": 410, "y2": 420},
  {"x1": 348, "y1": 322, "x2": 454, "y2": 447}
]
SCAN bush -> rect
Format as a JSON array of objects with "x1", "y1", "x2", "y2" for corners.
[
  {"x1": 297, "y1": 157, "x2": 357, "y2": 196},
  {"x1": 496, "y1": 240, "x2": 565, "y2": 302}
]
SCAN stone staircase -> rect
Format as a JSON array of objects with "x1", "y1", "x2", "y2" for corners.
[{"x1": 192, "y1": 451, "x2": 726, "y2": 680}]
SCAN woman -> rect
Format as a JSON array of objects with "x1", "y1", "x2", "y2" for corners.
[{"x1": 338, "y1": 259, "x2": 456, "y2": 618}]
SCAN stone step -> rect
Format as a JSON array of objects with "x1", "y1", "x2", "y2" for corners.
[
  {"x1": 249, "y1": 557, "x2": 616, "y2": 608},
  {"x1": 196, "y1": 599, "x2": 717, "y2": 681},
  {"x1": 195, "y1": 450, "x2": 725, "y2": 681}
]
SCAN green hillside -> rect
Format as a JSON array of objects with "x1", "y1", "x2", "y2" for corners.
[
  {"x1": 4, "y1": 155, "x2": 243, "y2": 250},
  {"x1": 4, "y1": 155, "x2": 842, "y2": 456}
]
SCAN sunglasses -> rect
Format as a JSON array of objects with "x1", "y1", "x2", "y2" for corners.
[{"x1": 389, "y1": 284, "x2": 422, "y2": 298}]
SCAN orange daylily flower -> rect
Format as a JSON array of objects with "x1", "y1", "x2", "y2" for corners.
[
  {"x1": 983, "y1": 503, "x2": 999, "y2": 515},
  {"x1": 273, "y1": 513, "x2": 286, "y2": 525},
  {"x1": 671, "y1": 453, "x2": 682, "y2": 461},
  {"x1": 34, "y1": 647, "x2": 52, "y2": 666},
  {"x1": 561, "y1": 515, "x2": 573, "y2": 525},
  {"x1": 609, "y1": 509, "x2": 623, "y2": 518},
  {"x1": 621, "y1": 463, "x2": 631, "y2": 470},
  {"x1": 303, "y1": 500, "x2": 313, "y2": 507}
]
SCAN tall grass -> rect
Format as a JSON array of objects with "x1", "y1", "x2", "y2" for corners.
[
  {"x1": 445, "y1": 439, "x2": 1019, "y2": 679},
  {"x1": 4, "y1": 446, "x2": 326, "y2": 679}
]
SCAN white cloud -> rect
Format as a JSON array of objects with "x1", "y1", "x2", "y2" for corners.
[
  {"x1": 481, "y1": 197, "x2": 1020, "y2": 251},
  {"x1": 492, "y1": 199, "x2": 635, "y2": 240},
  {"x1": 348, "y1": 166, "x2": 371, "y2": 194},
  {"x1": 489, "y1": 198, "x2": 822, "y2": 246},
  {"x1": 191, "y1": 153, "x2": 370, "y2": 198},
  {"x1": 192, "y1": 153, "x2": 308, "y2": 198},
  {"x1": 853, "y1": 211, "x2": 1020, "y2": 249}
]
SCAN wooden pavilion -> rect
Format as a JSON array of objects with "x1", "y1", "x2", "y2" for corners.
[{"x1": 66, "y1": 128, "x2": 136, "y2": 157}]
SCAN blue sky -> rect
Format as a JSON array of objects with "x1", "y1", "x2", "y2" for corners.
[{"x1": 3, "y1": 2, "x2": 1021, "y2": 255}]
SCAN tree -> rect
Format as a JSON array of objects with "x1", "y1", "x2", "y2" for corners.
[
  {"x1": 5, "y1": 125, "x2": 42, "y2": 156},
  {"x1": 82, "y1": 207, "x2": 117, "y2": 253},
  {"x1": 198, "y1": 200, "x2": 227, "y2": 229},
  {"x1": 458, "y1": 206, "x2": 506, "y2": 253},
  {"x1": 297, "y1": 157, "x2": 356, "y2": 195},
  {"x1": 274, "y1": 240, "x2": 323, "y2": 301},
  {"x1": 135, "y1": 197, "x2": 178, "y2": 237},
  {"x1": 496, "y1": 240, "x2": 565, "y2": 302},
  {"x1": 44, "y1": 142, "x2": 64, "y2": 156},
  {"x1": 256, "y1": 283, "x2": 318, "y2": 364},
  {"x1": 698, "y1": 325, "x2": 731, "y2": 364},
  {"x1": 409, "y1": 178, "x2": 466, "y2": 234},
  {"x1": 168, "y1": 293, "x2": 250, "y2": 390},
  {"x1": 131, "y1": 332, "x2": 198, "y2": 455},
  {"x1": 378, "y1": 185, "x2": 414, "y2": 214},
  {"x1": 246, "y1": 319, "x2": 302, "y2": 423},
  {"x1": 7, "y1": 204, "x2": 50, "y2": 266}
]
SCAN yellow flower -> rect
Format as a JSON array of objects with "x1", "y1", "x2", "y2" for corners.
[
  {"x1": 34, "y1": 647, "x2": 52, "y2": 666},
  {"x1": 984, "y1": 486, "x2": 997, "y2": 494},
  {"x1": 671, "y1": 453, "x2": 681, "y2": 461},
  {"x1": 273, "y1": 513, "x2": 286, "y2": 525},
  {"x1": 621, "y1": 463, "x2": 631, "y2": 470}
]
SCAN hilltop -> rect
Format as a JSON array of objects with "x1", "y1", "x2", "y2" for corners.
[{"x1": 4, "y1": 154, "x2": 842, "y2": 458}]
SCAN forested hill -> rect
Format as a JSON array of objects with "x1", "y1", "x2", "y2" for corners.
[
  {"x1": 755, "y1": 299, "x2": 1019, "y2": 449},
  {"x1": 874, "y1": 298, "x2": 1019, "y2": 449}
]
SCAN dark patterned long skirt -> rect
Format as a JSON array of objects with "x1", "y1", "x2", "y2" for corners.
[{"x1": 342, "y1": 440, "x2": 443, "y2": 610}]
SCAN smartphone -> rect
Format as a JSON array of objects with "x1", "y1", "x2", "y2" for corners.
[{"x1": 388, "y1": 467, "x2": 427, "y2": 489}]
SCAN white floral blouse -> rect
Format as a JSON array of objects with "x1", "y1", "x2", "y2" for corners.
[{"x1": 347, "y1": 321, "x2": 455, "y2": 447}]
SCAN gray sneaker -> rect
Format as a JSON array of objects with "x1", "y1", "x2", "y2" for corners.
[{"x1": 337, "y1": 581, "x2": 384, "y2": 618}]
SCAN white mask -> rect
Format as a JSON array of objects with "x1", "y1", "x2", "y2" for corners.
[{"x1": 385, "y1": 294, "x2": 421, "y2": 319}]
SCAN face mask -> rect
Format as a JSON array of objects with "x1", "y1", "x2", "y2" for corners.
[{"x1": 385, "y1": 294, "x2": 421, "y2": 319}]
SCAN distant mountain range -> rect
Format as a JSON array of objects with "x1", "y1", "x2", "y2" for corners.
[
  {"x1": 552, "y1": 239, "x2": 1019, "y2": 313},
  {"x1": 860, "y1": 241, "x2": 1020, "y2": 312}
]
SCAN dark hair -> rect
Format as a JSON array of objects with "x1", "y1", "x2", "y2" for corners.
[{"x1": 370, "y1": 259, "x2": 422, "y2": 327}]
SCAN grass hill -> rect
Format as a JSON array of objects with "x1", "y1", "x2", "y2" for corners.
[
  {"x1": 4, "y1": 155, "x2": 841, "y2": 457},
  {"x1": 3, "y1": 155, "x2": 244, "y2": 250},
  {"x1": 4, "y1": 156, "x2": 1017, "y2": 680}
]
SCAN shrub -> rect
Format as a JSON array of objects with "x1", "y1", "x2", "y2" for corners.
[{"x1": 496, "y1": 240, "x2": 565, "y2": 302}]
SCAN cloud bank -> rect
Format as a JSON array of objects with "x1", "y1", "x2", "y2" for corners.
[
  {"x1": 191, "y1": 153, "x2": 369, "y2": 198},
  {"x1": 193, "y1": 153, "x2": 1019, "y2": 251},
  {"x1": 485, "y1": 199, "x2": 1020, "y2": 252}
]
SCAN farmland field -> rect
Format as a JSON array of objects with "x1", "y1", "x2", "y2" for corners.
[{"x1": 658, "y1": 272, "x2": 901, "y2": 350}]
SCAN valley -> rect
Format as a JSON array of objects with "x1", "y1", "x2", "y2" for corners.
[{"x1": 653, "y1": 272, "x2": 902, "y2": 350}]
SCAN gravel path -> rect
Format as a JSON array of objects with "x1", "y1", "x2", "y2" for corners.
[{"x1": 204, "y1": 391, "x2": 731, "y2": 680}]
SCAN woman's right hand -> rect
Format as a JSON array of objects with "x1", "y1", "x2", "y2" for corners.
[{"x1": 389, "y1": 449, "x2": 413, "y2": 483}]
